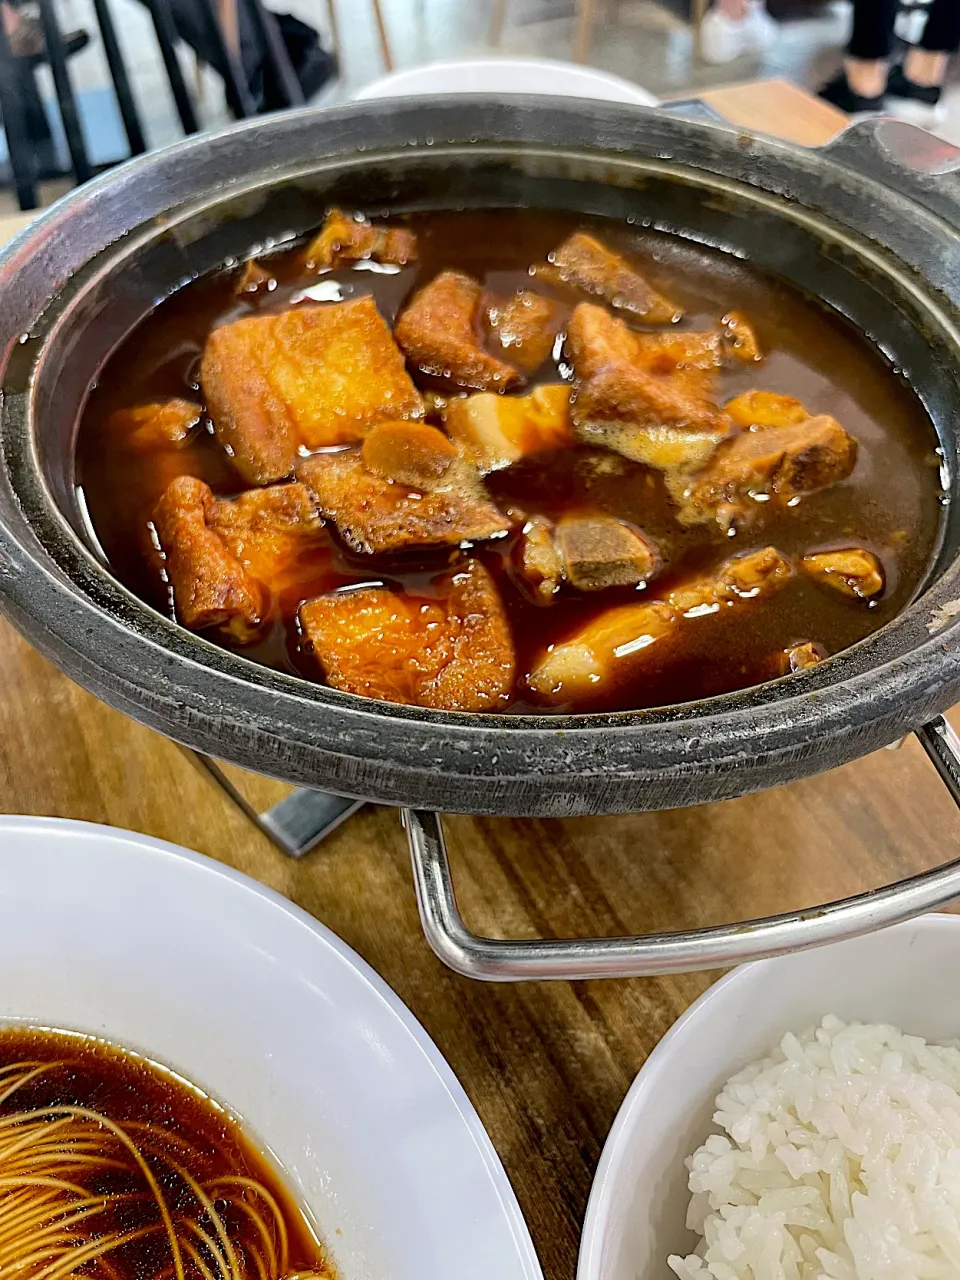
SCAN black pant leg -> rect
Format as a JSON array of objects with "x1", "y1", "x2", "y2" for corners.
[
  {"x1": 921, "y1": 0, "x2": 960, "y2": 53},
  {"x1": 142, "y1": 0, "x2": 264, "y2": 81},
  {"x1": 847, "y1": 0, "x2": 900, "y2": 59}
]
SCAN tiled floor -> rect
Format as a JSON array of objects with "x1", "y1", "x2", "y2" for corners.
[{"x1": 10, "y1": 0, "x2": 960, "y2": 213}]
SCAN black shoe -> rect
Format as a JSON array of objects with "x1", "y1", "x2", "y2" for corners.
[
  {"x1": 818, "y1": 70, "x2": 884, "y2": 115},
  {"x1": 886, "y1": 63, "x2": 944, "y2": 114}
]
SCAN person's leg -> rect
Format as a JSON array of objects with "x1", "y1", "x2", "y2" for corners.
[
  {"x1": 846, "y1": 0, "x2": 899, "y2": 60},
  {"x1": 153, "y1": 0, "x2": 262, "y2": 83},
  {"x1": 712, "y1": 0, "x2": 747, "y2": 18},
  {"x1": 137, "y1": 0, "x2": 334, "y2": 111},
  {"x1": 819, "y1": 0, "x2": 897, "y2": 109},
  {"x1": 844, "y1": 0, "x2": 899, "y2": 96},
  {"x1": 883, "y1": 0, "x2": 959, "y2": 117},
  {"x1": 902, "y1": 0, "x2": 960, "y2": 84}
]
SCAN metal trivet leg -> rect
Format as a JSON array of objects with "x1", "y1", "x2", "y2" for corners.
[
  {"x1": 186, "y1": 751, "x2": 364, "y2": 857},
  {"x1": 403, "y1": 714, "x2": 960, "y2": 981}
]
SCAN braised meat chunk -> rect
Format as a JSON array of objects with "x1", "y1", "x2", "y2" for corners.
[
  {"x1": 152, "y1": 476, "x2": 263, "y2": 637},
  {"x1": 785, "y1": 641, "x2": 826, "y2": 672},
  {"x1": 518, "y1": 516, "x2": 565, "y2": 603},
  {"x1": 559, "y1": 516, "x2": 656, "y2": 591},
  {"x1": 153, "y1": 477, "x2": 326, "y2": 639},
  {"x1": 518, "y1": 515, "x2": 657, "y2": 598},
  {"x1": 300, "y1": 560, "x2": 515, "y2": 711},
  {"x1": 526, "y1": 600, "x2": 676, "y2": 702},
  {"x1": 207, "y1": 481, "x2": 323, "y2": 593},
  {"x1": 485, "y1": 291, "x2": 563, "y2": 373},
  {"x1": 395, "y1": 271, "x2": 522, "y2": 392},
  {"x1": 538, "y1": 231, "x2": 681, "y2": 324},
  {"x1": 298, "y1": 423, "x2": 511, "y2": 554},
  {"x1": 304, "y1": 208, "x2": 418, "y2": 269},
  {"x1": 725, "y1": 391, "x2": 808, "y2": 431},
  {"x1": 667, "y1": 546, "x2": 793, "y2": 613},
  {"x1": 802, "y1": 548, "x2": 884, "y2": 600},
  {"x1": 83, "y1": 207, "x2": 938, "y2": 721},
  {"x1": 671, "y1": 415, "x2": 858, "y2": 530},
  {"x1": 527, "y1": 547, "x2": 791, "y2": 703},
  {"x1": 631, "y1": 328, "x2": 725, "y2": 403},
  {"x1": 113, "y1": 400, "x2": 201, "y2": 452},
  {"x1": 300, "y1": 586, "x2": 426, "y2": 705},
  {"x1": 201, "y1": 299, "x2": 424, "y2": 483},
  {"x1": 567, "y1": 303, "x2": 732, "y2": 472},
  {"x1": 445, "y1": 384, "x2": 573, "y2": 472},
  {"x1": 201, "y1": 318, "x2": 298, "y2": 485}
]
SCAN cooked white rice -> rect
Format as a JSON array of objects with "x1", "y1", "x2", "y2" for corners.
[{"x1": 668, "y1": 1016, "x2": 960, "y2": 1280}]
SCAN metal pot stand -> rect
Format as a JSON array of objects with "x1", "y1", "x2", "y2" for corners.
[{"x1": 187, "y1": 712, "x2": 960, "y2": 980}]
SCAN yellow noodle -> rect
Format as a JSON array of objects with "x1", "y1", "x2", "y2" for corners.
[
  {"x1": 35, "y1": 1225, "x2": 160, "y2": 1280},
  {"x1": 182, "y1": 1238, "x2": 219, "y2": 1280},
  {"x1": 209, "y1": 1183, "x2": 281, "y2": 1277},
  {"x1": 0, "y1": 1060, "x2": 326, "y2": 1280},
  {"x1": 207, "y1": 1177, "x2": 289, "y2": 1272}
]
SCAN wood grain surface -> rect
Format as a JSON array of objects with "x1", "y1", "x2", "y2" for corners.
[
  {"x1": 4, "y1": 84, "x2": 937, "y2": 1280},
  {"x1": 695, "y1": 78, "x2": 848, "y2": 147}
]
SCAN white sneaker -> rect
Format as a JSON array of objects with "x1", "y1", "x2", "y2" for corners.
[
  {"x1": 699, "y1": 0, "x2": 776, "y2": 64},
  {"x1": 742, "y1": 0, "x2": 777, "y2": 53}
]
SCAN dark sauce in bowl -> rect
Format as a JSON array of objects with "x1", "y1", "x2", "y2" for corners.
[
  {"x1": 75, "y1": 210, "x2": 944, "y2": 714},
  {"x1": 0, "y1": 1026, "x2": 332, "y2": 1280}
]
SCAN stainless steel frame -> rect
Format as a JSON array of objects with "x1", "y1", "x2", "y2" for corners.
[
  {"x1": 187, "y1": 752, "x2": 363, "y2": 857},
  {"x1": 194, "y1": 716, "x2": 960, "y2": 979},
  {"x1": 401, "y1": 716, "x2": 960, "y2": 979}
]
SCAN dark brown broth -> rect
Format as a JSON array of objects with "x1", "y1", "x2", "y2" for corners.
[
  {"x1": 75, "y1": 210, "x2": 944, "y2": 714},
  {"x1": 0, "y1": 1026, "x2": 331, "y2": 1280}
]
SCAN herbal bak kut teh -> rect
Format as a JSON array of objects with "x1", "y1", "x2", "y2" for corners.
[{"x1": 76, "y1": 208, "x2": 942, "y2": 715}]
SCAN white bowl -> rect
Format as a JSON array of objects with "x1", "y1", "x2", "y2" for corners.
[
  {"x1": 0, "y1": 816, "x2": 542, "y2": 1280},
  {"x1": 578, "y1": 913, "x2": 960, "y2": 1280},
  {"x1": 353, "y1": 57, "x2": 658, "y2": 107}
]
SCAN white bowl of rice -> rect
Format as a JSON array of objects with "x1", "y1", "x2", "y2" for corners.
[{"x1": 578, "y1": 913, "x2": 960, "y2": 1280}]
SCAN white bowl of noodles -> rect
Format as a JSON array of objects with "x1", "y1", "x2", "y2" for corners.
[
  {"x1": 578, "y1": 913, "x2": 960, "y2": 1280},
  {"x1": 0, "y1": 816, "x2": 542, "y2": 1280}
]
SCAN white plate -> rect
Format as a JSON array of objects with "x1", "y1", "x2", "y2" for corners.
[
  {"x1": 0, "y1": 816, "x2": 542, "y2": 1280},
  {"x1": 353, "y1": 57, "x2": 657, "y2": 107},
  {"x1": 578, "y1": 913, "x2": 960, "y2": 1280}
]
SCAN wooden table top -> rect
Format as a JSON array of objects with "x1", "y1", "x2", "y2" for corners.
[{"x1": 2, "y1": 82, "x2": 950, "y2": 1280}]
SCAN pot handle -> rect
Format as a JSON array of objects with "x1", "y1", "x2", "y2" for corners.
[
  {"x1": 402, "y1": 714, "x2": 960, "y2": 981},
  {"x1": 822, "y1": 117, "x2": 960, "y2": 228}
]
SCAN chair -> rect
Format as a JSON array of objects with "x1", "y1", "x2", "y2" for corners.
[
  {"x1": 323, "y1": 0, "x2": 394, "y2": 73},
  {"x1": 0, "y1": 0, "x2": 146, "y2": 210},
  {"x1": 491, "y1": 0, "x2": 710, "y2": 63},
  {"x1": 490, "y1": 0, "x2": 601, "y2": 63},
  {"x1": 0, "y1": 0, "x2": 299, "y2": 210}
]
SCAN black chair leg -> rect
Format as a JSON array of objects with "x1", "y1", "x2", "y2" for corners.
[
  {"x1": 241, "y1": 0, "x2": 302, "y2": 107},
  {"x1": 90, "y1": 0, "x2": 147, "y2": 155},
  {"x1": 36, "y1": 0, "x2": 93, "y2": 184},
  {"x1": 0, "y1": 21, "x2": 37, "y2": 208},
  {"x1": 193, "y1": 0, "x2": 256, "y2": 118},
  {"x1": 148, "y1": 0, "x2": 199, "y2": 134}
]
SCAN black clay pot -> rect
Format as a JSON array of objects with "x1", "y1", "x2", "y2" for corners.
[{"x1": 2, "y1": 99, "x2": 960, "y2": 817}]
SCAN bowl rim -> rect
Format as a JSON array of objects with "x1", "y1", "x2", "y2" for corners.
[
  {"x1": 575, "y1": 911, "x2": 960, "y2": 1280},
  {"x1": 0, "y1": 813, "x2": 544, "y2": 1280},
  {"x1": 3, "y1": 97, "x2": 960, "y2": 812}
]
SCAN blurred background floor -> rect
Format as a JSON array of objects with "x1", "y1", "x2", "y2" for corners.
[{"x1": 8, "y1": 0, "x2": 960, "y2": 216}]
